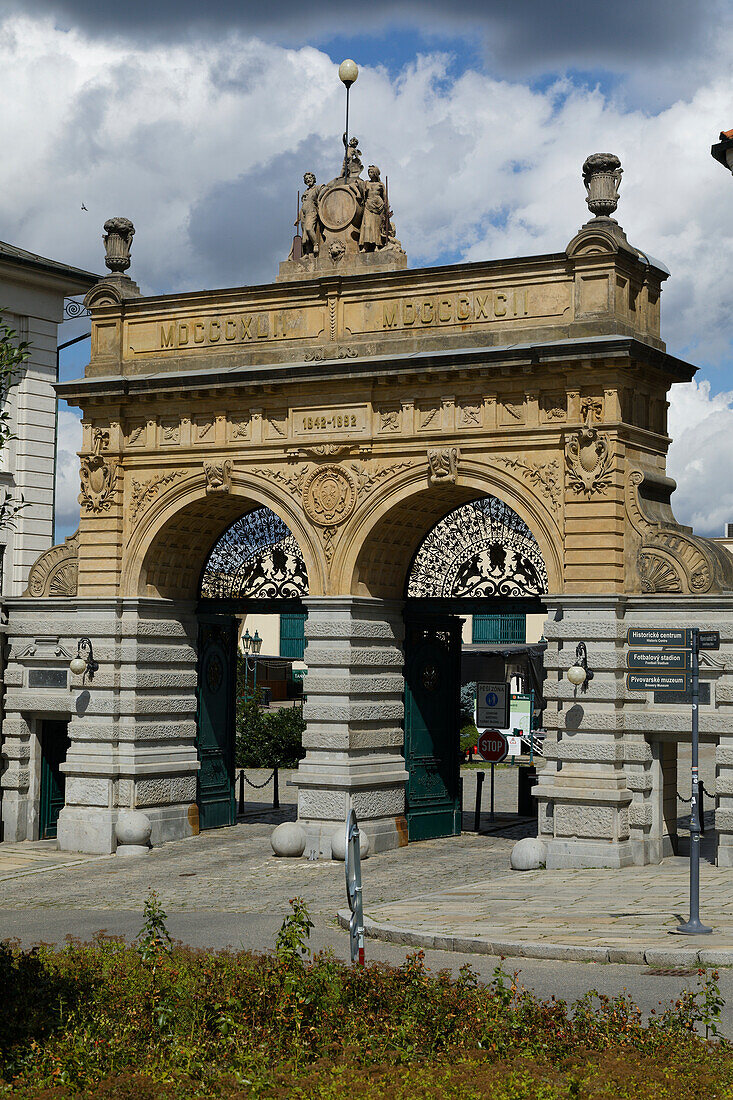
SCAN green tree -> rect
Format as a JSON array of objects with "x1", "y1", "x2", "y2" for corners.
[
  {"x1": 0, "y1": 314, "x2": 29, "y2": 528},
  {"x1": 235, "y1": 654, "x2": 306, "y2": 769}
]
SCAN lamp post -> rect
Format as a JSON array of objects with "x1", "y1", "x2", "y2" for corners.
[
  {"x1": 242, "y1": 628, "x2": 262, "y2": 701},
  {"x1": 338, "y1": 58, "x2": 359, "y2": 180}
]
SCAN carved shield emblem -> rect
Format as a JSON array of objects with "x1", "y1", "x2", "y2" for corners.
[{"x1": 302, "y1": 464, "x2": 357, "y2": 526}]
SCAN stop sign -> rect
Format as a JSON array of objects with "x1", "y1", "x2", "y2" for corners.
[{"x1": 477, "y1": 730, "x2": 508, "y2": 763}]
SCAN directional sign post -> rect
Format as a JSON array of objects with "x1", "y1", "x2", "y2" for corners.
[
  {"x1": 673, "y1": 628, "x2": 712, "y2": 936},
  {"x1": 625, "y1": 625, "x2": 714, "y2": 935}
]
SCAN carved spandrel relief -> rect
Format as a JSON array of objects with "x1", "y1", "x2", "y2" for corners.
[
  {"x1": 204, "y1": 459, "x2": 233, "y2": 494},
  {"x1": 130, "y1": 470, "x2": 183, "y2": 521},
  {"x1": 428, "y1": 447, "x2": 460, "y2": 485},
  {"x1": 495, "y1": 456, "x2": 562, "y2": 514}
]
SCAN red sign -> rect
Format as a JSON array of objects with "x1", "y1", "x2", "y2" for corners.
[{"x1": 477, "y1": 730, "x2": 508, "y2": 763}]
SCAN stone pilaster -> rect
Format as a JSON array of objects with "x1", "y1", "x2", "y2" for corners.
[
  {"x1": 297, "y1": 597, "x2": 408, "y2": 858},
  {"x1": 1, "y1": 597, "x2": 200, "y2": 853},
  {"x1": 538, "y1": 597, "x2": 634, "y2": 868},
  {"x1": 538, "y1": 594, "x2": 733, "y2": 868}
]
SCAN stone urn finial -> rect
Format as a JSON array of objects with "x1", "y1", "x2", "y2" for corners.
[
  {"x1": 582, "y1": 153, "x2": 623, "y2": 218},
  {"x1": 103, "y1": 216, "x2": 135, "y2": 274}
]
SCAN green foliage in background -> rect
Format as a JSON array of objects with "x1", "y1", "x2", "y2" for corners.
[
  {"x1": 0, "y1": 895, "x2": 731, "y2": 1098},
  {"x1": 235, "y1": 656, "x2": 305, "y2": 769}
]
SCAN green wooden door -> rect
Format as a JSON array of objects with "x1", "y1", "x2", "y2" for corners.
[
  {"x1": 404, "y1": 617, "x2": 462, "y2": 841},
  {"x1": 196, "y1": 618, "x2": 237, "y2": 830},
  {"x1": 39, "y1": 720, "x2": 70, "y2": 840}
]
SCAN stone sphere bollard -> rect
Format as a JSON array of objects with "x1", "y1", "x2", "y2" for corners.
[
  {"x1": 330, "y1": 824, "x2": 370, "y2": 861},
  {"x1": 270, "y1": 821, "x2": 306, "y2": 858},
  {"x1": 115, "y1": 810, "x2": 152, "y2": 857},
  {"x1": 510, "y1": 836, "x2": 547, "y2": 871}
]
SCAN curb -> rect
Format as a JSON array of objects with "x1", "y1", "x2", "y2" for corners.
[{"x1": 337, "y1": 910, "x2": 733, "y2": 967}]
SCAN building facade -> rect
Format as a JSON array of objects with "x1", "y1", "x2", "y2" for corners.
[{"x1": 4, "y1": 156, "x2": 733, "y2": 866}]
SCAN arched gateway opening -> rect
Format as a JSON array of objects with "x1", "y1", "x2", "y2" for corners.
[
  {"x1": 196, "y1": 506, "x2": 309, "y2": 829},
  {"x1": 401, "y1": 496, "x2": 548, "y2": 840}
]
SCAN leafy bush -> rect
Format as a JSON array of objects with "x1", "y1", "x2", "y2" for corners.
[
  {"x1": 460, "y1": 722, "x2": 478, "y2": 754},
  {"x1": 235, "y1": 694, "x2": 305, "y2": 769},
  {"x1": 460, "y1": 682, "x2": 476, "y2": 725},
  {"x1": 1, "y1": 897, "x2": 731, "y2": 1098}
]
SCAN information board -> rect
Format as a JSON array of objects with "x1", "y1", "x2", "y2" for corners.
[{"x1": 476, "y1": 681, "x2": 510, "y2": 728}]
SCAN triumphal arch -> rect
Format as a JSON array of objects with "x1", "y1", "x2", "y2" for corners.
[{"x1": 4, "y1": 147, "x2": 733, "y2": 868}]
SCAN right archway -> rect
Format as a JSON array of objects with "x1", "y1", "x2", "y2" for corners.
[{"x1": 401, "y1": 494, "x2": 549, "y2": 842}]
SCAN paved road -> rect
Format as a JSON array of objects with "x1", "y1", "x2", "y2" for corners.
[{"x1": 1, "y1": 797, "x2": 731, "y2": 1033}]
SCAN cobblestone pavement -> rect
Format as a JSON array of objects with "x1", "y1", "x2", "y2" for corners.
[
  {"x1": 0, "y1": 841, "x2": 104, "y2": 877},
  {"x1": 0, "y1": 804, "x2": 530, "y2": 919}
]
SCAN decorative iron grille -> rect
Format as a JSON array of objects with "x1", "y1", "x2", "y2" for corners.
[
  {"x1": 200, "y1": 507, "x2": 308, "y2": 599},
  {"x1": 407, "y1": 497, "x2": 548, "y2": 599}
]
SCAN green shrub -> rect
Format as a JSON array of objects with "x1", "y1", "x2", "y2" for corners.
[
  {"x1": 235, "y1": 691, "x2": 305, "y2": 769},
  {"x1": 460, "y1": 722, "x2": 478, "y2": 754},
  {"x1": 1, "y1": 900, "x2": 730, "y2": 1098}
]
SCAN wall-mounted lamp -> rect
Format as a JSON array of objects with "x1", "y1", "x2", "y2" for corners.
[
  {"x1": 69, "y1": 636, "x2": 99, "y2": 684},
  {"x1": 566, "y1": 642, "x2": 593, "y2": 693}
]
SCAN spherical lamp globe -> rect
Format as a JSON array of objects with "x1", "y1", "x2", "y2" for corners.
[
  {"x1": 70, "y1": 656, "x2": 87, "y2": 676},
  {"x1": 338, "y1": 59, "x2": 359, "y2": 87},
  {"x1": 567, "y1": 664, "x2": 587, "y2": 687}
]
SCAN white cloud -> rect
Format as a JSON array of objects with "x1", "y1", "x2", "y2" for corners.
[
  {"x1": 54, "y1": 405, "x2": 81, "y2": 539},
  {"x1": 2, "y1": 15, "x2": 733, "y2": 538},
  {"x1": 667, "y1": 381, "x2": 733, "y2": 536}
]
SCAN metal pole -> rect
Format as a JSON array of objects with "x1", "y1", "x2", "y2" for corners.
[
  {"x1": 253, "y1": 655, "x2": 258, "y2": 701},
  {"x1": 490, "y1": 763, "x2": 495, "y2": 823},
  {"x1": 474, "y1": 770, "x2": 485, "y2": 833},
  {"x1": 273, "y1": 765, "x2": 280, "y2": 810},
  {"x1": 343, "y1": 85, "x2": 350, "y2": 179},
  {"x1": 675, "y1": 627, "x2": 712, "y2": 934},
  {"x1": 238, "y1": 769, "x2": 245, "y2": 815}
]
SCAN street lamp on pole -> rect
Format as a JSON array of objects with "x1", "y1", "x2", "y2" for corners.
[
  {"x1": 242, "y1": 628, "x2": 263, "y2": 701},
  {"x1": 339, "y1": 58, "x2": 359, "y2": 180}
]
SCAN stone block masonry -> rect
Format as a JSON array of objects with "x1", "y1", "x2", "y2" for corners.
[
  {"x1": 1, "y1": 598, "x2": 200, "y2": 852},
  {"x1": 538, "y1": 595, "x2": 733, "y2": 868}
]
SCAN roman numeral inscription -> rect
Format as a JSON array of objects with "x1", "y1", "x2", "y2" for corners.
[{"x1": 381, "y1": 289, "x2": 529, "y2": 330}]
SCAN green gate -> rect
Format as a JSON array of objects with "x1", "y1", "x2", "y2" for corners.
[
  {"x1": 404, "y1": 617, "x2": 462, "y2": 841},
  {"x1": 196, "y1": 617, "x2": 237, "y2": 830},
  {"x1": 39, "y1": 720, "x2": 70, "y2": 840}
]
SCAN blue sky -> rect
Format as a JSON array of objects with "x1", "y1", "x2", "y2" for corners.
[{"x1": 4, "y1": 0, "x2": 733, "y2": 536}]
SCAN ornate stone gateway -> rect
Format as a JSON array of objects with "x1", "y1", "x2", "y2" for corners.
[{"x1": 6, "y1": 143, "x2": 733, "y2": 866}]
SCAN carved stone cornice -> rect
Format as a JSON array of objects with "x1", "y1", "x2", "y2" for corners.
[{"x1": 24, "y1": 531, "x2": 79, "y2": 597}]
